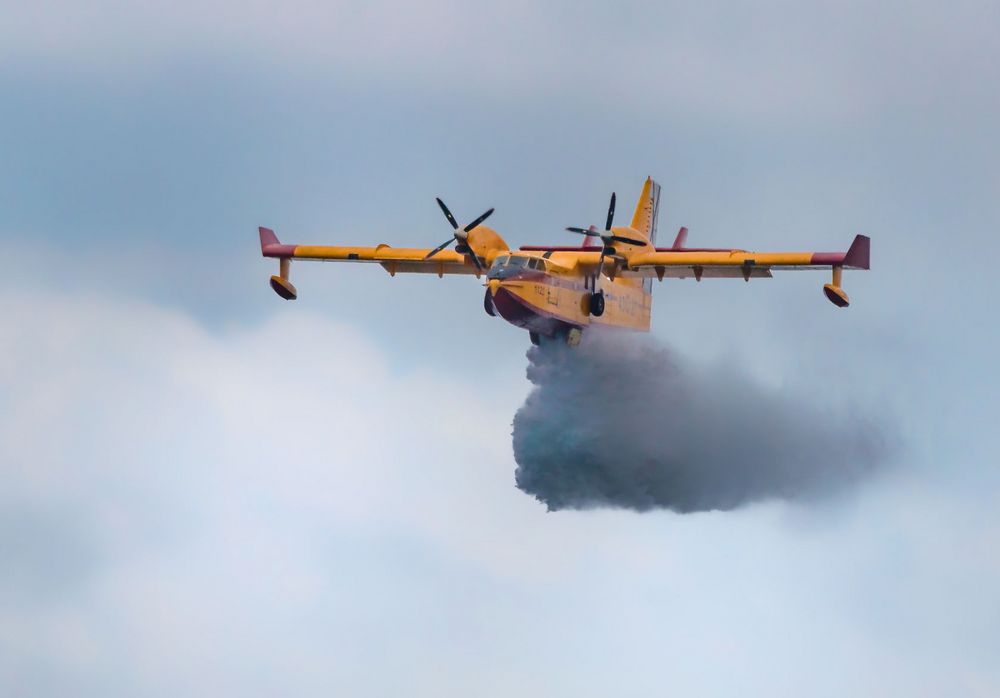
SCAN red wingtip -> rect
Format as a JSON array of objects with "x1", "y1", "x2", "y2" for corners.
[
  {"x1": 259, "y1": 227, "x2": 297, "y2": 257},
  {"x1": 259, "y1": 226, "x2": 279, "y2": 250},
  {"x1": 672, "y1": 226, "x2": 688, "y2": 250},
  {"x1": 843, "y1": 234, "x2": 870, "y2": 270}
]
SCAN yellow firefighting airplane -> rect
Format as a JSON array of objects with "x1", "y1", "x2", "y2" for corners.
[{"x1": 259, "y1": 178, "x2": 870, "y2": 345}]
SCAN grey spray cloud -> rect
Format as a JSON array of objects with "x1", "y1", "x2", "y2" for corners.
[{"x1": 512, "y1": 332, "x2": 891, "y2": 512}]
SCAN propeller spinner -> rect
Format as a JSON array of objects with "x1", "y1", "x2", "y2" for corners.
[{"x1": 424, "y1": 198, "x2": 494, "y2": 271}]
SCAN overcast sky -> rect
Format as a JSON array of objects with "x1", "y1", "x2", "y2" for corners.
[{"x1": 2, "y1": 1, "x2": 999, "y2": 695}]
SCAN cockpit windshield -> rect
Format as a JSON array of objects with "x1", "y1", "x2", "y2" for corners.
[{"x1": 488, "y1": 254, "x2": 543, "y2": 279}]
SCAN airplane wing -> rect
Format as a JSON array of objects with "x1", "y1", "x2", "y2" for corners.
[
  {"x1": 260, "y1": 227, "x2": 491, "y2": 276},
  {"x1": 621, "y1": 234, "x2": 871, "y2": 280},
  {"x1": 259, "y1": 226, "x2": 494, "y2": 299},
  {"x1": 522, "y1": 234, "x2": 869, "y2": 307}
]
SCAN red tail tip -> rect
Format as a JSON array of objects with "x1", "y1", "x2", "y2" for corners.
[{"x1": 259, "y1": 226, "x2": 279, "y2": 249}]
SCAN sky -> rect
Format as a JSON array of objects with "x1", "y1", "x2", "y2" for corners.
[{"x1": 1, "y1": 0, "x2": 999, "y2": 695}]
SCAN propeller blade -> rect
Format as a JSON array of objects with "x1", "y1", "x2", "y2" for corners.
[
  {"x1": 436, "y1": 198, "x2": 459, "y2": 229},
  {"x1": 463, "y1": 207, "x2": 495, "y2": 232},
  {"x1": 566, "y1": 227, "x2": 592, "y2": 235},
  {"x1": 610, "y1": 234, "x2": 647, "y2": 246},
  {"x1": 466, "y1": 250, "x2": 484, "y2": 271},
  {"x1": 605, "y1": 192, "x2": 616, "y2": 231},
  {"x1": 424, "y1": 237, "x2": 455, "y2": 260}
]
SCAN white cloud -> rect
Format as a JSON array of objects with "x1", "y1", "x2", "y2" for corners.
[{"x1": 1, "y1": 287, "x2": 998, "y2": 696}]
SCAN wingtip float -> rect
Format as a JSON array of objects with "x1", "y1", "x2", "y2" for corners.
[{"x1": 259, "y1": 178, "x2": 870, "y2": 346}]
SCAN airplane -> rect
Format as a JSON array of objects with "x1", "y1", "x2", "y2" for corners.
[{"x1": 258, "y1": 177, "x2": 870, "y2": 346}]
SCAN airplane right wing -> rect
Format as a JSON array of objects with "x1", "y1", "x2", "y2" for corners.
[{"x1": 621, "y1": 234, "x2": 870, "y2": 306}]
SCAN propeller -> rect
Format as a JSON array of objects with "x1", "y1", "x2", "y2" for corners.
[
  {"x1": 566, "y1": 193, "x2": 647, "y2": 247},
  {"x1": 424, "y1": 197, "x2": 494, "y2": 271},
  {"x1": 566, "y1": 192, "x2": 646, "y2": 283}
]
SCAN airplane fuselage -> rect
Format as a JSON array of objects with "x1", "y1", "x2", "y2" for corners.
[{"x1": 485, "y1": 253, "x2": 651, "y2": 339}]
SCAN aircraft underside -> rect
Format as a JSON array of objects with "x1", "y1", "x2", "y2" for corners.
[{"x1": 490, "y1": 287, "x2": 579, "y2": 337}]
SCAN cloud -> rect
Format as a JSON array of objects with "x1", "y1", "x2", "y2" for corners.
[
  {"x1": 0, "y1": 0, "x2": 998, "y2": 689},
  {"x1": 0, "y1": 287, "x2": 998, "y2": 696}
]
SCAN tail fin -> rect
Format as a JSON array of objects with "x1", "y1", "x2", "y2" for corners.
[
  {"x1": 672, "y1": 226, "x2": 688, "y2": 250},
  {"x1": 630, "y1": 177, "x2": 662, "y2": 245}
]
